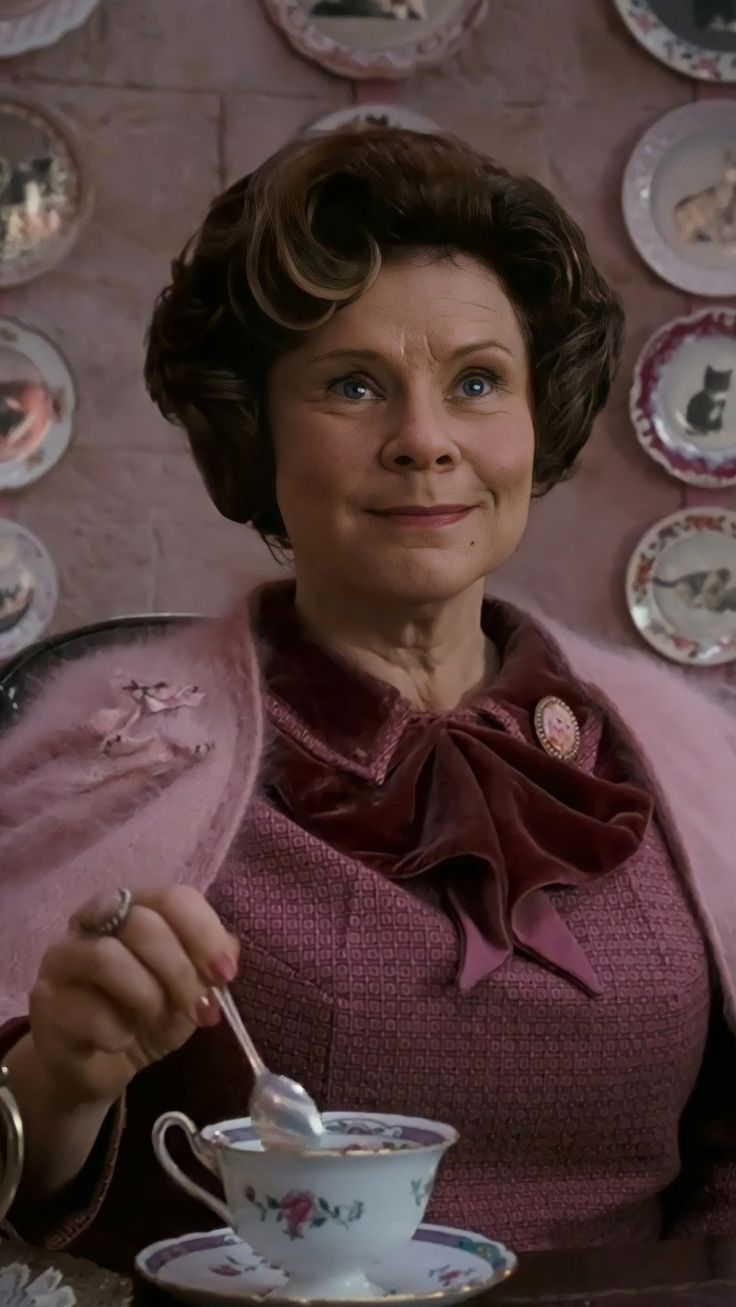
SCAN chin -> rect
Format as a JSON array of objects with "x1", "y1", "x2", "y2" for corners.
[{"x1": 353, "y1": 554, "x2": 494, "y2": 607}]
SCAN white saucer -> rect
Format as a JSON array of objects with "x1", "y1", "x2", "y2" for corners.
[{"x1": 135, "y1": 1223, "x2": 517, "y2": 1307}]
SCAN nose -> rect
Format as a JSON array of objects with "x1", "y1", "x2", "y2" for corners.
[{"x1": 379, "y1": 389, "x2": 462, "y2": 472}]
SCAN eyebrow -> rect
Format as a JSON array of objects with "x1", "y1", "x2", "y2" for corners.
[{"x1": 307, "y1": 339, "x2": 516, "y2": 367}]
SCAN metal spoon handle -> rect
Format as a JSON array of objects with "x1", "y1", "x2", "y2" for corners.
[{"x1": 214, "y1": 987, "x2": 266, "y2": 1078}]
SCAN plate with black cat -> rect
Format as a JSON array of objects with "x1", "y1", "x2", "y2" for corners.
[
  {"x1": 613, "y1": 0, "x2": 736, "y2": 82},
  {"x1": 631, "y1": 308, "x2": 736, "y2": 487},
  {"x1": 627, "y1": 507, "x2": 736, "y2": 665}
]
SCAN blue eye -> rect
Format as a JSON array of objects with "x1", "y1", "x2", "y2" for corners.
[
  {"x1": 458, "y1": 373, "x2": 497, "y2": 398},
  {"x1": 330, "y1": 376, "x2": 374, "y2": 401}
]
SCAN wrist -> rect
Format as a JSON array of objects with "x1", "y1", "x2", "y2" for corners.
[{"x1": 4, "y1": 1034, "x2": 117, "y2": 1119}]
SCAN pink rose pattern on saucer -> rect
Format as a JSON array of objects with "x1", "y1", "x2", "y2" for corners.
[{"x1": 136, "y1": 1224, "x2": 517, "y2": 1305}]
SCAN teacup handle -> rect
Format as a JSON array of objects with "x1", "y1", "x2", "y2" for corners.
[{"x1": 152, "y1": 1111, "x2": 230, "y2": 1226}]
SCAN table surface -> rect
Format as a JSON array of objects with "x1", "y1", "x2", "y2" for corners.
[{"x1": 4, "y1": 1236, "x2": 736, "y2": 1307}]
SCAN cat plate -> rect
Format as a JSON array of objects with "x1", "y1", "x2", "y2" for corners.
[
  {"x1": 0, "y1": 316, "x2": 77, "y2": 491},
  {"x1": 631, "y1": 308, "x2": 736, "y2": 487},
  {"x1": 260, "y1": 0, "x2": 487, "y2": 80},
  {"x1": 612, "y1": 0, "x2": 736, "y2": 83},
  {"x1": 306, "y1": 103, "x2": 439, "y2": 135},
  {"x1": 0, "y1": 0, "x2": 100, "y2": 58},
  {"x1": 135, "y1": 1224, "x2": 517, "y2": 1307},
  {"x1": 0, "y1": 96, "x2": 92, "y2": 287},
  {"x1": 622, "y1": 100, "x2": 736, "y2": 295},
  {"x1": 626, "y1": 507, "x2": 736, "y2": 665},
  {"x1": 0, "y1": 519, "x2": 58, "y2": 662}
]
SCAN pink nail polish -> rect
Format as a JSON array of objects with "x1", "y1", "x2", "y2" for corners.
[
  {"x1": 194, "y1": 994, "x2": 220, "y2": 1028},
  {"x1": 211, "y1": 952, "x2": 237, "y2": 985}
]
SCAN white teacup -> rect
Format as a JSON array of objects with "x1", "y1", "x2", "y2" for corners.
[{"x1": 152, "y1": 1110, "x2": 457, "y2": 1301}]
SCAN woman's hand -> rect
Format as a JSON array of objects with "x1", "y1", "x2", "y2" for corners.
[
  {"x1": 26, "y1": 885, "x2": 238, "y2": 1109},
  {"x1": 3, "y1": 886, "x2": 239, "y2": 1204}
]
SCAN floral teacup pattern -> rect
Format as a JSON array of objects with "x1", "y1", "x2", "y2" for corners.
[{"x1": 244, "y1": 1186, "x2": 366, "y2": 1241}]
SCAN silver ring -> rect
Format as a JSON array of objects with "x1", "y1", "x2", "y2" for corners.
[{"x1": 77, "y1": 888, "x2": 134, "y2": 939}]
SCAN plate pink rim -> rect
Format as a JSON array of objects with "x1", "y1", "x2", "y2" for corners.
[
  {"x1": 630, "y1": 307, "x2": 736, "y2": 488},
  {"x1": 612, "y1": 0, "x2": 736, "y2": 83},
  {"x1": 260, "y1": 0, "x2": 487, "y2": 79},
  {"x1": 626, "y1": 507, "x2": 736, "y2": 666}
]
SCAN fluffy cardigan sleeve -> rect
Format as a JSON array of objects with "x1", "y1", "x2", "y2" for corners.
[{"x1": 0, "y1": 615, "x2": 264, "y2": 1026}]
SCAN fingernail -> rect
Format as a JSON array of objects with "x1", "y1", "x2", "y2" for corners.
[
  {"x1": 211, "y1": 952, "x2": 237, "y2": 985},
  {"x1": 194, "y1": 994, "x2": 221, "y2": 1028}
]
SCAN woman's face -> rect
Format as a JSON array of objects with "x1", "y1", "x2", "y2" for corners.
[{"x1": 267, "y1": 251, "x2": 535, "y2": 607}]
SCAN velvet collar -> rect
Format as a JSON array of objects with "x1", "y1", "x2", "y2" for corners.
[{"x1": 257, "y1": 583, "x2": 653, "y2": 994}]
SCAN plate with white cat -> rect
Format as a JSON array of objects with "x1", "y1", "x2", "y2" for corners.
[
  {"x1": 631, "y1": 308, "x2": 736, "y2": 487},
  {"x1": 623, "y1": 100, "x2": 736, "y2": 295},
  {"x1": 627, "y1": 507, "x2": 736, "y2": 666}
]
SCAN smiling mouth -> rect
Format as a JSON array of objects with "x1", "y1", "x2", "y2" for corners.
[{"x1": 370, "y1": 505, "x2": 475, "y2": 527}]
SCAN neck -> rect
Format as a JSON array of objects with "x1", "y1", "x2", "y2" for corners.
[{"x1": 293, "y1": 574, "x2": 498, "y2": 713}]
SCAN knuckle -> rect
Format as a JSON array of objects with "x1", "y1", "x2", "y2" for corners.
[
  {"x1": 165, "y1": 954, "x2": 201, "y2": 1006},
  {"x1": 153, "y1": 884, "x2": 202, "y2": 916},
  {"x1": 83, "y1": 939, "x2": 124, "y2": 991}
]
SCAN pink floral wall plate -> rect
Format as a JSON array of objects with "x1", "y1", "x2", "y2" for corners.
[
  {"x1": 630, "y1": 308, "x2": 736, "y2": 487},
  {"x1": 0, "y1": 520, "x2": 58, "y2": 661},
  {"x1": 626, "y1": 507, "x2": 736, "y2": 665},
  {"x1": 136, "y1": 1223, "x2": 516, "y2": 1307},
  {"x1": 260, "y1": 0, "x2": 487, "y2": 79},
  {"x1": 0, "y1": 317, "x2": 77, "y2": 492},
  {"x1": 612, "y1": 0, "x2": 736, "y2": 82}
]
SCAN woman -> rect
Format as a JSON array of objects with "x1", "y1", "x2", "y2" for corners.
[{"x1": 2, "y1": 126, "x2": 736, "y2": 1271}]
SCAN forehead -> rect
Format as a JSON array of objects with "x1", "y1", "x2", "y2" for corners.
[{"x1": 304, "y1": 251, "x2": 526, "y2": 354}]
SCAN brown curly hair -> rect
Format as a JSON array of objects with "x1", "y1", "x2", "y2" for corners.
[{"x1": 144, "y1": 126, "x2": 623, "y2": 549}]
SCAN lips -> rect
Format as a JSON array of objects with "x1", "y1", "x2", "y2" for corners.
[
  {"x1": 371, "y1": 505, "x2": 474, "y2": 527},
  {"x1": 376, "y1": 505, "x2": 471, "y2": 516}
]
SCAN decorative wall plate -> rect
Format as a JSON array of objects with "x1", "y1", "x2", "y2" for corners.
[
  {"x1": 612, "y1": 0, "x2": 736, "y2": 83},
  {"x1": 0, "y1": 520, "x2": 58, "y2": 661},
  {"x1": 626, "y1": 507, "x2": 736, "y2": 665},
  {"x1": 631, "y1": 308, "x2": 736, "y2": 487},
  {"x1": 136, "y1": 1225, "x2": 516, "y2": 1307},
  {"x1": 0, "y1": 317, "x2": 76, "y2": 491},
  {"x1": 0, "y1": 97, "x2": 92, "y2": 286},
  {"x1": 260, "y1": 0, "x2": 487, "y2": 79},
  {"x1": 622, "y1": 100, "x2": 736, "y2": 295},
  {"x1": 0, "y1": 0, "x2": 100, "y2": 57},
  {"x1": 307, "y1": 103, "x2": 439, "y2": 134}
]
